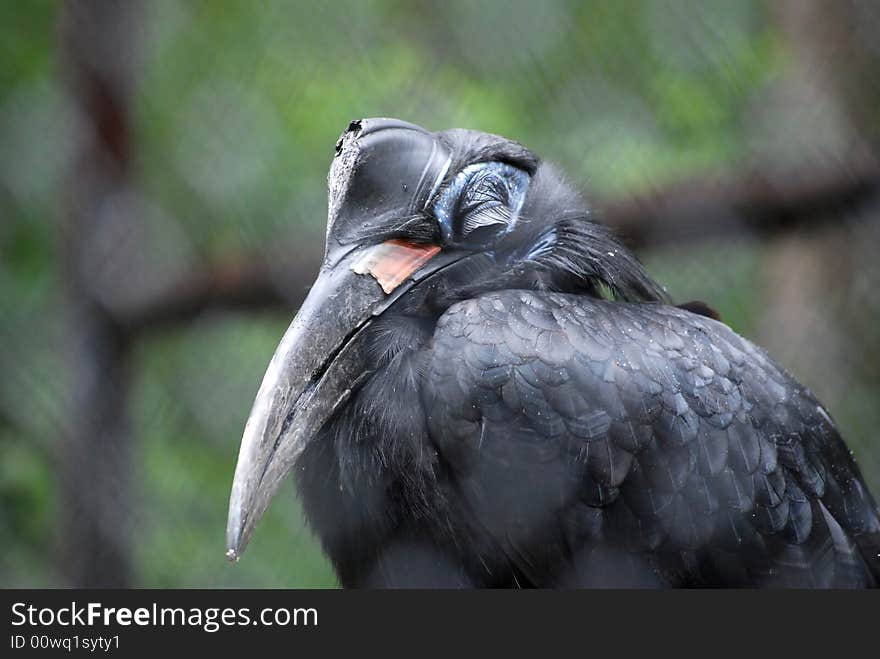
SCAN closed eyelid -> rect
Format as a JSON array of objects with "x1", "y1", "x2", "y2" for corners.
[{"x1": 433, "y1": 161, "x2": 530, "y2": 245}]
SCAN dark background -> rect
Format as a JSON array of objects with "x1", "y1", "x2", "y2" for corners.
[{"x1": 1, "y1": 0, "x2": 879, "y2": 587}]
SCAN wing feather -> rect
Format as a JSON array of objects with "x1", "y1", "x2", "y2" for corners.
[{"x1": 425, "y1": 289, "x2": 880, "y2": 586}]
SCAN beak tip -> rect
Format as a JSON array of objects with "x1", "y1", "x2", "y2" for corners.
[{"x1": 225, "y1": 517, "x2": 248, "y2": 562}]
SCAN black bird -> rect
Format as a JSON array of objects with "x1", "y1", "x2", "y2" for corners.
[{"x1": 226, "y1": 118, "x2": 880, "y2": 588}]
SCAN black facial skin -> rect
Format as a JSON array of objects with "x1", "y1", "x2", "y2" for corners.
[{"x1": 227, "y1": 118, "x2": 880, "y2": 588}]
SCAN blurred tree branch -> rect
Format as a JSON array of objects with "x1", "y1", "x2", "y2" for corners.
[
  {"x1": 121, "y1": 161, "x2": 880, "y2": 335},
  {"x1": 57, "y1": 0, "x2": 142, "y2": 587},
  {"x1": 757, "y1": 0, "x2": 880, "y2": 452},
  {"x1": 606, "y1": 163, "x2": 879, "y2": 248},
  {"x1": 119, "y1": 250, "x2": 321, "y2": 333}
]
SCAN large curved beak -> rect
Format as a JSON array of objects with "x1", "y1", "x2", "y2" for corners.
[
  {"x1": 225, "y1": 241, "x2": 473, "y2": 559},
  {"x1": 226, "y1": 250, "x2": 377, "y2": 561},
  {"x1": 226, "y1": 118, "x2": 459, "y2": 560}
]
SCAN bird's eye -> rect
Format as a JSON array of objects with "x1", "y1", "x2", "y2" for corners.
[{"x1": 433, "y1": 162, "x2": 530, "y2": 248}]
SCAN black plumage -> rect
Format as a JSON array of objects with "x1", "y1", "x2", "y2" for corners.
[{"x1": 227, "y1": 118, "x2": 880, "y2": 588}]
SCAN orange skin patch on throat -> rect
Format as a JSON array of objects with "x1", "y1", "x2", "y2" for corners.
[{"x1": 351, "y1": 239, "x2": 442, "y2": 294}]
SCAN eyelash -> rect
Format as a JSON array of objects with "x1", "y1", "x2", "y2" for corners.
[
  {"x1": 432, "y1": 162, "x2": 530, "y2": 245},
  {"x1": 459, "y1": 175, "x2": 509, "y2": 211}
]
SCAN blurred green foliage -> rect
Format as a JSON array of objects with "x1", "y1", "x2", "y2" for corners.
[{"x1": 1, "y1": 1, "x2": 877, "y2": 588}]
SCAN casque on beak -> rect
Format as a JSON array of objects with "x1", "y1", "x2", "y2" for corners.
[{"x1": 225, "y1": 119, "x2": 457, "y2": 560}]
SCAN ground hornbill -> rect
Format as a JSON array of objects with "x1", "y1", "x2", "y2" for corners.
[{"x1": 226, "y1": 118, "x2": 880, "y2": 588}]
